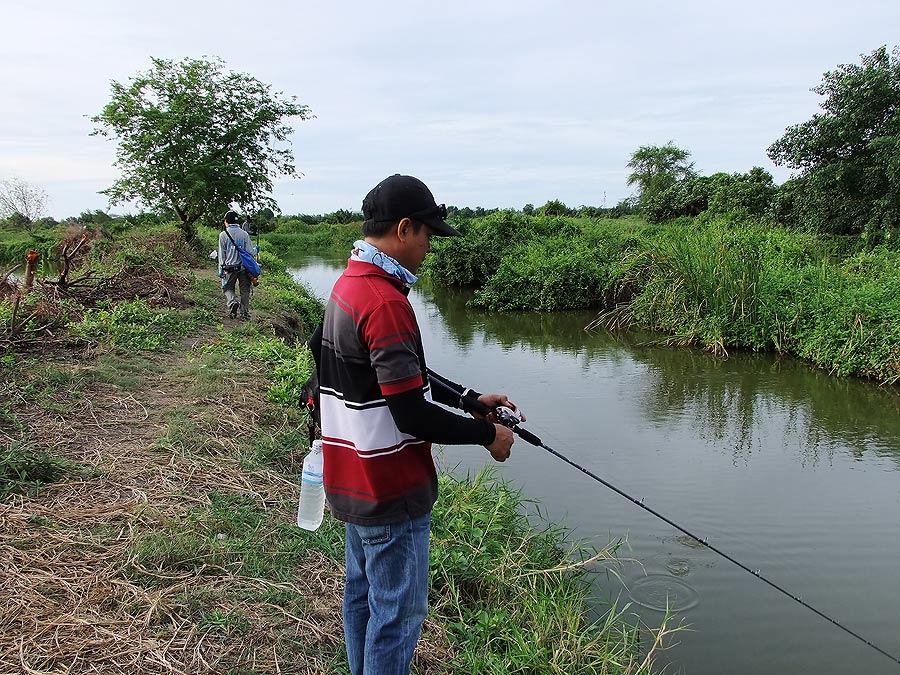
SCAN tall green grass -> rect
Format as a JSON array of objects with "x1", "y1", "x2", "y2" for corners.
[
  {"x1": 607, "y1": 222, "x2": 767, "y2": 353},
  {"x1": 431, "y1": 470, "x2": 653, "y2": 674},
  {"x1": 594, "y1": 220, "x2": 900, "y2": 382}
]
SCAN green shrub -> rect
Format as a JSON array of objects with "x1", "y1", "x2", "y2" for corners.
[
  {"x1": 784, "y1": 249, "x2": 900, "y2": 382},
  {"x1": 69, "y1": 298, "x2": 195, "y2": 351},
  {"x1": 266, "y1": 221, "x2": 361, "y2": 254},
  {"x1": 472, "y1": 237, "x2": 616, "y2": 311},
  {"x1": 201, "y1": 324, "x2": 316, "y2": 408},
  {"x1": 425, "y1": 210, "x2": 576, "y2": 288}
]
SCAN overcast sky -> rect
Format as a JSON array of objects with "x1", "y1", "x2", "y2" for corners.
[{"x1": 2, "y1": 1, "x2": 898, "y2": 219}]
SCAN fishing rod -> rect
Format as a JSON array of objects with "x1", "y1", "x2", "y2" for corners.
[{"x1": 426, "y1": 371, "x2": 900, "y2": 669}]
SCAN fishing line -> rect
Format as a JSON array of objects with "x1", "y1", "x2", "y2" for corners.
[{"x1": 426, "y1": 372, "x2": 900, "y2": 668}]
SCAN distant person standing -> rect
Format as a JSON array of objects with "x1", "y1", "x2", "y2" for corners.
[{"x1": 218, "y1": 210, "x2": 255, "y2": 320}]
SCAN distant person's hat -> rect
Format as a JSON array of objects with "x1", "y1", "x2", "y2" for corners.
[
  {"x1": 224, "y1": 210, "x2": 239, "y2": 224},
  {"x1": 362, "y1": 175, "x2": 461, "y2": 237}
]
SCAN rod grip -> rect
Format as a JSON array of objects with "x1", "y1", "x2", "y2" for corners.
[
  {"x1": 515, "y1": 427, "x2": 542, "y2": 447},
  {"x1": 461, "y1": 392, "x2": 493, "y2": 417}
]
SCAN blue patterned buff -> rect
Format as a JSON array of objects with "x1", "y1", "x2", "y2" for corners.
[{"x1": 351, "y1": 240, "x2": 418, "y2": 286}]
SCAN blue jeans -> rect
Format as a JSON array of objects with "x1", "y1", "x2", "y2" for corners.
[{"x1": 343, "y1": 512, "x2": 431, "y2": 675}]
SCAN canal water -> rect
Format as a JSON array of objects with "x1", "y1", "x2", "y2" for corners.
[{"x1": 289, "y1": 253, "x2": 900, "y2": 675}]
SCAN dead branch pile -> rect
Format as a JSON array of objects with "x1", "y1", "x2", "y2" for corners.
[
  {"x1": 2, "y1": 229, "x2": 194, "y2": 354},
  {"x1": 41, "y1": 262, "x2": 192, "y2": 309}
]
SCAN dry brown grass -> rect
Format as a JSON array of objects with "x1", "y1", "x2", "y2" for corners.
[{"x1": 0, "y1": 343, "x2": 347, "y2": 674}]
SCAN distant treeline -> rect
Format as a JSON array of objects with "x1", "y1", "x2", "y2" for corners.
[{"x1": 248, "y1": 198, "x2": 637, "y2": 234}]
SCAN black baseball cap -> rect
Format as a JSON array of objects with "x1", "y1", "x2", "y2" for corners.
[{"x1": 362, "y1": 174, "x2": 461, "y2": 237}]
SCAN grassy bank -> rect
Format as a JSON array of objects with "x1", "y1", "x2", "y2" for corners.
[
  {"x1": 422, "y1": 210, "x2": 900, "y2": 385},
  {"x1": 1, "y1": 223, "x2": 662, "y2": 673}
]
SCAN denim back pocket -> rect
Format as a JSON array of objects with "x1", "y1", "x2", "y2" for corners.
[{"x1": 358, "y1": 524, "x2": 391, "y2": 545}]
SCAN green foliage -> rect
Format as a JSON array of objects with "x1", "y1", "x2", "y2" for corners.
[
  {"x1": 642, "y1": 176, "x2": 710, "y2": 224},
  {"x1": 627, "y1": 142, "x2": 695, "y2": 210},
  {"x1": 69, "y1": 298, "x2": 195, "y2": 351},
  {"x1": 0, "y1": 222, "x2": 64, "y2": 266},
  {"x1": 785, "y1": 248, "x2": 900, "y2": 382},
  {"x1": 426, "y1": 212, "x2": 638, "y2": 311},
  {"x1": 202, "y1": 324, "x2": 317, "y2": 409},
  {"x1": 536, "y1": 199, "x2": 574, "y2": 217},
  {"x1": 643, "y1": 168, "x2": 776, "y2": 224},
  {"x1": 1, "y1": 443, "x2": 69, "y2": 500},
  {"x1": 266, "y1": 221, "x2": 361, "y2": 253},
  {"x1": 472, "y1": 237, "x2": 618, "y2": 311},
  {"x1": 596, "y1": 218, "x2": 900, "y2": 382},
  {"x1": 91, "y1": 57, "x2": 313, "y2": 240},
  {"x1": 269, "y1": 346, "x2": 316, "y2": 408},
  {"x1": 424, "y1": 210, "x2": 571, "y2": 288},
  {"x1": 427, "y1": 207, "x2": 898, "y2": 382},
  {"x1": 768, "y1": 45, "x2": 900, "y2": 238},
  {"x1": 195, "y1": 224, "x2": 221, "y2": 256}
]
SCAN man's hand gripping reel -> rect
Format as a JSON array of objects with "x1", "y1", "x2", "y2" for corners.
[{"x1": 462, "y1": 394, "x2": 542, "y2": 447}]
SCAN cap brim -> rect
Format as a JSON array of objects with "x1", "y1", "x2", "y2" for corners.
[{"x1": 422, "y1": 216, "x2": 462, "y2": 237}]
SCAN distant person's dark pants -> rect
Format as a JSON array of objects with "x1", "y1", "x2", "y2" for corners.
[{"x1": 223, "y1": 267, "x2": 251, "y2": 319}]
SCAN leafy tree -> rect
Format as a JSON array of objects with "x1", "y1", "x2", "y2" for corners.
[
  {"x1": 91, "y1": 57, "x2": 312, "y2": 241},
  {"x1": 707, "y1": 168, "x2": 776, "y2": 217},
  {"x1": 0, "y1": 176, "x2": 48, "y2": 230},
  {"x1": 522, "y1": 203, "x2": 535, "y2": 215},
  {"x1": 537, "y1": 199, "x2": 572, "y2": 217},
  {"x1": 78, "y1": 209, "x2": 113, "y2": 224},
  {"x1": 611, "y1": 197, "x2": 638, "y2": 218},
  {"x1": 626, "y1": 142, "x2": 695, "y2": 208},
  {"x1": 768, "y1": 46, "x2": 900, "y2": 238},
  {"x1": 642, "y1": 176, "x2": 710, "y2": 224},
  {"x1": 324, "y1": 208, "x2": 362, "y2": 225}
]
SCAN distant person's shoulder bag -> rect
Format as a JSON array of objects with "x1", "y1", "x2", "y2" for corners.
[{"x1": 224, "y1": 228, "x2": 262, "y2": 284}]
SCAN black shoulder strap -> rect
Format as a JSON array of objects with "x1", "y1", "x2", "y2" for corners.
[{"x1": 223, "y1": 227, "x2": 245, "y2": 251}]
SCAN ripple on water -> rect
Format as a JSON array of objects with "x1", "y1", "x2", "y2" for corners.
[
  {"x1": 665, "y1": 558, "x2": 691, "y2": 577},
  {"x1": 629, "y1": 574, "x2": 700, "y2": 612}
]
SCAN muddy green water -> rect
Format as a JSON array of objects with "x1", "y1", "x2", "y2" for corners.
[{"x1": 290, "y1": 254, "x2": 900, "y2": 675}]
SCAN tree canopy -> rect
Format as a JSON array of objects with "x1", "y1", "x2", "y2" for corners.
[
  {"x1": 768, "y1": 45, "x2": 900, "y2": 237},
  {"x1": 91, "y1": 57, "x2": 312, "y2": 240},
  {"x1": 626, "y1": 142, "x2": 695, "y2": 207}
]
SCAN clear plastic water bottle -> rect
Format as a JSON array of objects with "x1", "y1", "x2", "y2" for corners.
[{"x1": 296, "y1": 440, "x2": 325, "y2": 530}]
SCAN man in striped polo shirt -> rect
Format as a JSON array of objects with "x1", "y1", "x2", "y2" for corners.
[{"x1": 319, "y1": 174, "x2": 518, "y2": 675}]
